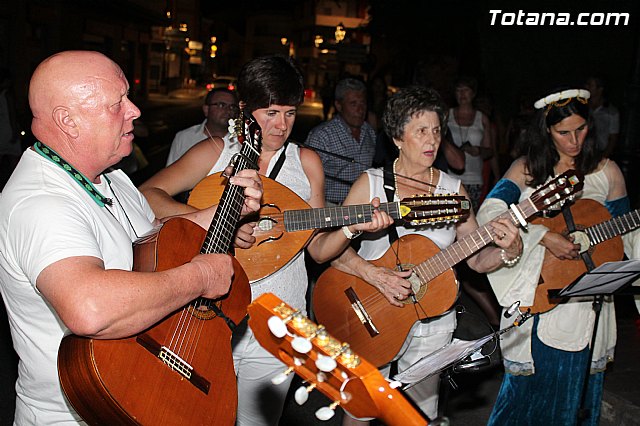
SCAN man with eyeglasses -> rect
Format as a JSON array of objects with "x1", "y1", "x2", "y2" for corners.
[{"x1": 165, "y1": 87, "x2": 239, "y2": 165}]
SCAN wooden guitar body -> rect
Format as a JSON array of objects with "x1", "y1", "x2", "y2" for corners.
[
  {"x1": 313, "y1": 234, "x2": 457, "y2": 367},
  {"x1": 523, "y1": 199, "x2": 623, "y2": 314},
  {"x1": 313, "y1": 170, "x2": 585, "y2": 367},
  {"x1": 58, "y1": 218, "x2": 251, "y2": 425},
  {"x1": 189, "y1": 173, "x2": 314, "y2": 283}
]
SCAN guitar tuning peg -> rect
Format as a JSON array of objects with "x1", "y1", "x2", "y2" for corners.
[
  {"x1": 267, "y1": 315, "x2": 288, "y2": 338},
  {"x1": 316, "y1": 371, "x2": 328, "y2": 383},
  {"x1": 291, "y1": 336, "x2": 312, "y2": 354},
  {"x1": 339, "y1": 390, "x2": 352, "y2": 403},
  {"x1": 315, "y1": 401, "x2": 340, "y2": 421},
  {"x1": 388, "y1": 380, "x2": 402, "y2": 389},
  {"x1": 294, "y1": 383, "x2": 317, "y2": 405},
  {"x1": 315, "y1": 354, "x2": 337, "y2": 372},
  {"x1": 271, "y1": 366, "x2": 294, "y2": 385},
  {"x1": 338, "y1": 377, "x2": 354, "y2": 403}
]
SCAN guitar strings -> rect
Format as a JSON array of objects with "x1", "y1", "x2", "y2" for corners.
[
  {"x1": 339, "y1": 223, "x2": 497, "y2": 325},
  {"x1": 168, "y1": 139, "x2": 252, "y2": 361}
]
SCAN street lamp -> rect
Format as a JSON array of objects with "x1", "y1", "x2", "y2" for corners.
[
  {"x1": 210, "y1": 36, "x2": 217, "y2": 58},
  {"x1": 314, "y1": 35, "x2": 324, "y2": 48},
  {"x1": 281, "y1": 37, "x2": 288, "y2": 46},
  {"x1": 335, "y1": 23, "x2": 346, "y2": 43}
]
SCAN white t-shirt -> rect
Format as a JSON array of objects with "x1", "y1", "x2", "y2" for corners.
[
  {"x1": 0, "y1": 149, "x2": 155, "y2": 424},
  {"x1": 166, "y1": 120, "x2": 237, "y2": 166}
]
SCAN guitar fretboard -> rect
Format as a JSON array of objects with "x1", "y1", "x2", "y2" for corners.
[
  {"x1": 587, "y1": 208, "x2": 640, "y2": 245},
  {"x1": 202, "y1": 119, "x2": 261, "y2": 255},
  {"x1": 413, "y1": 198, "x2": 537, "y2": 282},
  {"x1": 283, "y1": 202, "x2": 400, "y2": 231}
]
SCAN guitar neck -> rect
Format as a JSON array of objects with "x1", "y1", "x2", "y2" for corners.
[
  {"x1": 586, "y1": 208, "x2": 640, "y2": 246},
  {"x1": 202, "y1": 134, "x2": 260, "y2": 255},
  {"x1": 283, "y1": 202, "x2": 400, "y2": 231},
  {"x1": 413, "y1": 198, "x2": 536, "y2": 281}
]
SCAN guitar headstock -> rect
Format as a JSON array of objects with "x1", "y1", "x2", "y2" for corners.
[
  {"x1": 530, "y1": 169, "x2": 584, "y2": 214},
  {"x1": 226, "y1": 106, "x2": 262, "y2": 175},
  {"x1": 399, "y1": 194, "x2": 471, "y2": 226},
  {"x1": 229, "y1": 103, "x2": 262, "y2": 149},
  {"x1": 248, "y1": 293, "x2": 425, "y2": 425}
]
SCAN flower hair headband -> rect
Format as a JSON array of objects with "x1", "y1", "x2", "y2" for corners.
[{"x1": 534, "y1": 89, "x2": 590, "y2": 110}]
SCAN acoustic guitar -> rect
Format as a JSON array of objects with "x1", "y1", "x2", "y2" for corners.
[
  {"x1": 522, "y1": 198, "x2": 640, "y2": 314},
  {"x1": 57, "y1": 113, "x2": 261, "y2": 425},
  {"x1": 248, "y1": 293, "x2": 427, "y2": 426},
  {"x1": 190, "y1": 174, "x2": 470, "y2": 282},
  {"x1": 313, "y1": 170, "x2": 584, "y2": 367}
]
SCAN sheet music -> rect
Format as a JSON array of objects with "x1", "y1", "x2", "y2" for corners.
[
  {"x1": 558, "y1": 259, "x2": 640, "y2": 297},
  {"x1": 393, "y1": 335, "x2": 495, "y2": 384}
]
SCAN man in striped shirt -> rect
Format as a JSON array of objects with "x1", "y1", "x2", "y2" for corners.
[{"x1": 305, "y1": 78, "x2": 376, "y2": 205}]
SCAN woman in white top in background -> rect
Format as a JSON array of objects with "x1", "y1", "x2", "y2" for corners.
[{"x1": 447, "y1": 75, "x2": 492, "y2": 212}]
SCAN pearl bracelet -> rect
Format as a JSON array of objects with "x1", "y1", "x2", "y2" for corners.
[
  {"x1": 500, "y1": 249, "x2": 520, "y2": 267},
  {"x1": 342, "y1": 226, "x2": 363, "y2": 240}
]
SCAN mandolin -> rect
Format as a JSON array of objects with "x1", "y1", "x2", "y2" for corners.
[
  {"x1": 190, "y1": 174, "x2": 470, "y2": 282},
  {"x1": 57, "y1": 112, "x2": 261, "y2": 425},
  {"x1": 523, "y1": 198, "x2": 640, "y2": 314},
  {"x1": 312, "y1": 170, "x2": 584, "y2": 367},
  {"x1": 248, "y1": 293, "x2": 427, "y2": 426}
]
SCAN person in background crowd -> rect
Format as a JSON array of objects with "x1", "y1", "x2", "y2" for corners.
[
  {"x1": 507, "y1": 90, "x2": 536, "y2": 161},
  {"x1": 478, "y1": 87, "x2": 631, "y2": 425},
  {"x1": 306, "y1": 77, "x2": 376, "y2": 205},
  {"x1": 166, "y1": 87, "x2": 239, "y2": 165},
  {"x1": 331, "y1": 86, "x2": 522, "y2": 425},
  {"x1": 585, "y1": 75, "x2": 620, "y2": 159},
  {"x1": 366, "y1": 74, "x2": 388, "y2": 134},
  {"x1": 319, "y1": 72, "x2": 335, "y2": 122},
  {"x1": 447, "y1": 75, "x2": 493, "y2": 212},
  {"x1": 0, "y1": 50, "x2": 263, "y2": 425},
  {"x1": 139, "y1": 55, "x2": 394, "y2": 425}
]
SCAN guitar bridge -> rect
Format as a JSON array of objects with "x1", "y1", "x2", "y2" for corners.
[
  {"x1": 345, "y1": 287, "x2": 379, "y2": 337},
  {"x1": 159, "y1": 346, "x2": 193, "y2": 379},
  {"x1": 136, "y1": 334, "x2": 211, "y2": 395}
]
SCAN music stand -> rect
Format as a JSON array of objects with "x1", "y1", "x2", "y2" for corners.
[
  {"x1": 392, "y1": 308, "x2": 533, "y2": 388},
  {"x1": 553, "y1": 259, "x2": 640, "y2": 299},
  {"x1": 552, "y1": 259, "x2": 640, "y2": 424},
  {"x1": 392, "y1": 334, "x2": 496, "y2": 386}
]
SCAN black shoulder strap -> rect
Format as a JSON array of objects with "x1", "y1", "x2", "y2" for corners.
[
  {"x1": 383, "y1": 162, "x2": 400, "y2": 244},
  {"x1": 562, "y1": 203, "x2": 596, "y2": 271},
  {"x1": 268, "y1": 141, "x2": 289, "y2": 180}
]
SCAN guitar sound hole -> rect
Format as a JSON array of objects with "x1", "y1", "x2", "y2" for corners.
[
  {"x1": 396, "y1": 264, "x2": 426, "y2": 305},
  {"x1": 257, "y1": 217, "x2": 276, "y2": 231},
  {"x1": 187, "y1": 299, "x2": 220, "y2": 320}
]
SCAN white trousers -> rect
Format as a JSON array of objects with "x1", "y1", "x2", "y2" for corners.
[{"x1": 232, "y1": 324, "x2": 293, "y2": 426}]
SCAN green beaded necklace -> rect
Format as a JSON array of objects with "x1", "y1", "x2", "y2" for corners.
[{"x1": 33, "y1": 141, "x2": 112, "y2": 207}]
